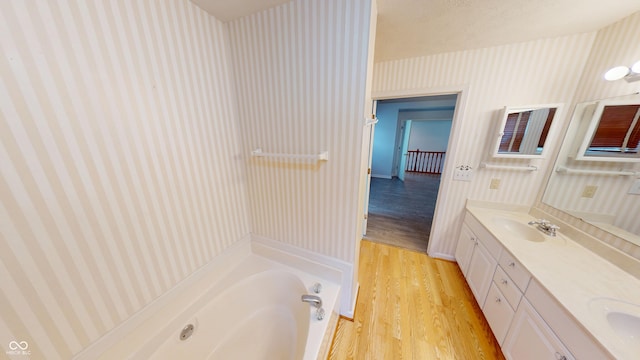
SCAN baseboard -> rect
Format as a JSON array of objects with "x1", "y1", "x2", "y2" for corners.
[
  {"x1": 340, "y1": 282, "x2": 359, "y2": 320},
  {"x1": 251, "y1": 235, "x2": 355, "y2": 316},
  {"x1": 371, "y1": 174, "x2": 392, "y2": 179},
  {"x1": 428, "y1": 252, "x2": 456, "y2": 262}
]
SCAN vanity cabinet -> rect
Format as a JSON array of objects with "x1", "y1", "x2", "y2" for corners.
[
  {"x1": 524, "y1": 280, "x2": 611, "y2": 360},
  {"x1": 482, "y1": 263, "x2": 528, "y2": 345},
  {"x1": 455, "y1": 214, "x2": 502, "y2": 306},
  {"x1": 460, "y1": 209, "x2": 613, "y2": 359},
  {"x1": 466, "y1": 240, "x2": 496, "y2": 304},
  {"x1": 502, "y1": 298, "x2": 574, "y2": 360},
  {"x1": 498, "y1": 251, "x2": 530, "y2": 292},
  {"x1": 454, "y1": 223, "x2": 476, "y2": 277},
  {"x1": 483, "y1": 282, "x2": 514, "y2": 344}
]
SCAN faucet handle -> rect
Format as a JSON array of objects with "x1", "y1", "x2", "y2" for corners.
[
  {"x1": 312, "y1": 283, "x2": 322, "y2": 294},
  {"x1": 528, "y1": 219, "x2": 547, "y2": 226}
]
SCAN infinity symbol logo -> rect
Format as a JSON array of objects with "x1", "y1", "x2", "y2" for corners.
[{"x1": 8, "y1": 341, "x2": 28, "y2": 350}]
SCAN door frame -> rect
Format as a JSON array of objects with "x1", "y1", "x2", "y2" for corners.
[
  {"x1": 361, "y1": 103, "x2": 377, "y2": 236},
  {"x1": 398, "y1": 120, "x2": 412, "y2": 181},
  {"x1": 368, "y1": 85, "x2": 469, "y2": 256}
]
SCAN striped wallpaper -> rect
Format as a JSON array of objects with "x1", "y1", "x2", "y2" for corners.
[
  {"x1": 2, "y1": 0, "x2": 636, "y2": 357},
  {"x1": 1, "y1": 0, "x2": 250, "y2": 358},
  {"x1": 536, "y1": 12, "x2": 640, "y2": 260},
  {"x1": 372, "y1": 33, "x2": 597, "y2": 258},
  {"x1": 228, "y1": 0, "x2": 373, "y2": 264}
]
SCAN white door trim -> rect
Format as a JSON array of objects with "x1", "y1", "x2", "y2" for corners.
[{"x1": 370, "y1": 85, "x2": 470, "y2": 256}]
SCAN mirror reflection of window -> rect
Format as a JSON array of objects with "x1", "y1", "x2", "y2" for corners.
[
  {"x1": 499, "y1": 111, "x2": 531, "y2": 152},
  {"x1": 587, "y1": 104, "x2": 640, "y2": 154},
  {"x1": 498, "y1": 108, "x2": 556, "y2": 154}
]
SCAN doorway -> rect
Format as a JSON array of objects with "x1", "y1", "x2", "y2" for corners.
[{"x1": 363, "y1": 94, "x2": 457, "y2": 253}]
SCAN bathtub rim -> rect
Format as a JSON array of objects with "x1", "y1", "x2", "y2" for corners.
[
  {"x1": 74, "y1": 235, "x2": 342, "y2": 360},
  {"x1": 139, "y1": 268, "x2": 312, "y2": 360}
]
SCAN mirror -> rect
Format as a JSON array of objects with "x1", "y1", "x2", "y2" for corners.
[
  {"x1": 543, "y1": 94, "x2": 640, "y2": 246},
  {"x1": 575, "y1": 99, "x2": 640, "y2": 162},
  {"x1": 492, "y1": 104, "x2": 562, "y2": 158}
]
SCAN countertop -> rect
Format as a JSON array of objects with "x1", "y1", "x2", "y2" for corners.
[{"x1": 465, "y1": 202, "x2": 640, "y2": 360}]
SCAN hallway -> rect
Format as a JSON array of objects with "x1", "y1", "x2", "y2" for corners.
[{"x1": 364, "y1": 173, "x2": 440, "y2": 253}]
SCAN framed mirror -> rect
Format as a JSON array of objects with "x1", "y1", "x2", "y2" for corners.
[
  {"x1": 491, "y1": 104, "x2": 562, "y2": 159},
  {"x1": 575, "y1": 99, "x2": 640, "y2": 162},
  {"x1": 543, "y1": 94, "x2": 640, "y2": 246}
]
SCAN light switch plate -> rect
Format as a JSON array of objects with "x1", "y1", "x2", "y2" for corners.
[
  {"x1": 629, "y1": 179, "x2": 640, "y2": 195},
  {"x1": 453, "y1": 165, "x2": 473, "y2": 182}
]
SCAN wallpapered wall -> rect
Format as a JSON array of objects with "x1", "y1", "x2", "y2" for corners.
[
  {"x1": 372, "y1": 32, "x2": 596, "y2": 258},
  {"x1": 536, "y1": 12, "x2": 640, "y2": 260},
  {"x1": 1, "y1": 0, "x2": 250, "y2": 357},
  {"x1": 227, "y1": 0, "x2": 374, "y2": 310}
]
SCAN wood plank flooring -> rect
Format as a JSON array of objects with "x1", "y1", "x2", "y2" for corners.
[
  {"x1": 329, "y1": 240, "x2": 504, "y2": 360},
  {"x1": 365, "y1": 174, "x2": 441, "y2": 253}
]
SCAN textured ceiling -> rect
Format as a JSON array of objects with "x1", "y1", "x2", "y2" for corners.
[
  {"x1": 375, "y1": 0, "x2": 640, "y2": 62},
  {"x1": 190, "y1": 0, "x2": 640, "y2": 62}
]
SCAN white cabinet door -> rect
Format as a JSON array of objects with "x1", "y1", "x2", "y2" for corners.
[
  {"x1": 483, "y1": 282, "x2": 515, "y2": 345},
  {"x1": 466, "y1": 239, "x2": 497, "y2": 306},
  {"x1": 503, "y1": 298, "x2": 574, "y2": 360},
  {"x1": 455, "y1": 224, "x2": 476, "y2": 276}
]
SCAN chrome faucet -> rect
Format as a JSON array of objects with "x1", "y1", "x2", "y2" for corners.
[
  {"x1": 528, "y1": 219, "x2": 560, "y2": 236},
  {"x1": 301, "y1": 294, "x2": 325, "y2": 320},
  {"x1": 301, "y1": 294, "x2": 322, "y2": 308}
]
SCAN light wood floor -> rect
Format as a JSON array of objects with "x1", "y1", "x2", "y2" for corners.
[
  {"x1": 365, "y1": 173, "x2": 440, "y2": 253},
  {"x1": 329, "y1": 240, "x2": 504, "y2": 360}
]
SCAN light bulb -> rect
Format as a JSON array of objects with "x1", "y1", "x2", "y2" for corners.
[
  {"x1": 604, "y1": 65, "x2": 630, "y2": 81},
  {"x1": 631, "y1": 60, "x2": 640, "y2": 74}
]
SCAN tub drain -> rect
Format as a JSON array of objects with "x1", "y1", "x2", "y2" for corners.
[{"x1": 179, "y1": 324, "x2": 194, "y2": 341}]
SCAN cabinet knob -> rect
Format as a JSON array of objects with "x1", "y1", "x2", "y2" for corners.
[
  {"x1": 508, "y1": 262, "x2": 515, "y2": 268},
  {"x1": 495, "y1": 297, "x2": 501, "y2": 303},
  {"x1": 554, "y1": 352, "x2": 567, "y2": 360},
  {"x1": 501, "y1": 279, "x2": 508, "y2": 285}
]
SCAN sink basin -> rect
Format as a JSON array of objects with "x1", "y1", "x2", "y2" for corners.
[
  {"x1": 589, "y1": 297, "x2": 640, "y2": 353},
  {"x1": 491, "y1": 217, "x2": 546, "y2": 242},
  {"x1": 607, "y1": 312, "x2": 640, "y2": 339}
]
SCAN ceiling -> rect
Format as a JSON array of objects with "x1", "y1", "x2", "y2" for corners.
[{"x1": 190, "y1": 0, "x2": 640, "y2": 62}]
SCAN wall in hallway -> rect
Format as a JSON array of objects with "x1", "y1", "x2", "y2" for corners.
[
  {"x1": 0, "y1": 0, "x2": 249, "y2": 357},
  {"x1": 408, "y1": 120, "x2": 452, "y2": 152},
  {"x1": 373, "y1": 95, "x2": 457, "y2": 178}
]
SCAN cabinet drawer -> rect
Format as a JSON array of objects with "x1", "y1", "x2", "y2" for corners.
[
  {"x1": 493, "y1": 266, "x2": 523, "y2": 310},
  {"x1": 483, "y1": 282, "x2": 515, "y2": 345},
  {"x1": 498, "y1": 251, "x2": 531, "y2": 292}
]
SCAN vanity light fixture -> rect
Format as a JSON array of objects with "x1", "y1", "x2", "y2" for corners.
[{"x1": 604, "y1": 60, "x2": 640, "y2": 82}]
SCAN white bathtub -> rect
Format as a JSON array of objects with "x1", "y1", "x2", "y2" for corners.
[
  {"x1": 84, "y1": 244, "x2": 341, "y2": 360},
  {"x1": 148, "y1": 270, "x2": 310, "y2": 359}
]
